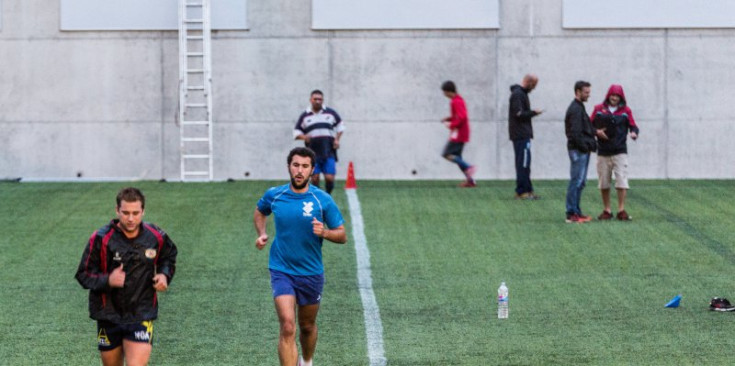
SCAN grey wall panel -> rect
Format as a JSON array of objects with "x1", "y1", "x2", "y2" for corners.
[
  {"x1": 1, "y1": 122, "x2": 163, "y2": 179},
  {"x1": 629, "y1": 120, "x2": 666, "y2": 179},
  {"x1": 667, "y1": 120, "x2": 733, "y2": 178},
  {"x1": 0, "y1": 39, "x2": 164, "y2": 122},
  {"x1": 330, "y1": 37, "x2": 497, "y2": 123},
  {"x1": 563, "y1": 0, "x2": 735, "y2": 29},
  {"x1": 496, "y1": 37, "x2": 665, "y2": 126},
  {"x1": 667, "y1": 36, "x2": 735, "y2": 119},
  {"x1": 60, "y1": 0, "x2": 247, "y2": 31},
  {"x1": 312, "y1": 0, "x2": 499, "y2": 30},
  {"x1": 246, "y1": 0, "x2": 312, "y2": 37},
  {"x1": 211, "y1": 38, "x2": 331, "y2": 123},
  {"x1": 214, "y1": 122, "x2": 297, "y2": 180},
  {"x1": 2, "y1": 0, "x2": 735, "y2": 180}
]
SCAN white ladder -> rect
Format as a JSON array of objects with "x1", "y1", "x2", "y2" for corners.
[{"x1": 178, "y1": 0, "x2": 213, "y2": 181}]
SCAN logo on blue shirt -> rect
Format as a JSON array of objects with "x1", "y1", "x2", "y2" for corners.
[{"x1": 302, "y1": 202, "x2": 314, "y2": 217}]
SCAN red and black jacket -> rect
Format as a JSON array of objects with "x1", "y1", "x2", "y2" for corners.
[
  {"x1": 75, "y1": 220, "x2": 177, "y2": 324},
  {"x1": 590, "y1": 84, "x2": 640, "y2": 156}
]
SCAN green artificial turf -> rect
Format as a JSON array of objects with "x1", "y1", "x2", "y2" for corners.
[{"x1": 1, "y1": 180, "x2": 734, "y2": 365}]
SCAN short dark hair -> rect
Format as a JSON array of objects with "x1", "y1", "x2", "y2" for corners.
[
  {"x1": 574, "y1": 80, "x2": 591, "y2": 93},
  {"x1": 441, "y1": 81, "x2": 456, "y2": 93},
  {"x1": 116, "y1": 187, "x2": 145, "y2": 209},
  {"x1": 310, "y1": 89, "x2": 323, "y2": 97},
  {"x1": 287, "y1": 147, "x2": 316, "y2": 166}
]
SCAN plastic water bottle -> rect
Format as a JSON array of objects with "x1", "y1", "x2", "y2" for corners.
[{"x1": 497, "y1": 281, "x2": 509, "y2": 319}]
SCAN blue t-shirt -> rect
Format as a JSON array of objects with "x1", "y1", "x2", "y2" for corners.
[{"x1": 256, "y1": 184, "x2": 345, "y2": 276}]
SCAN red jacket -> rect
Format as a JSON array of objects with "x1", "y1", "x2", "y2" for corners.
[
  {"x1": 590, "y1": 84, "x2": 639, "y2": 156},
  {"x1": 448, "y1": 94, "x2": 470, "y2": 143}
]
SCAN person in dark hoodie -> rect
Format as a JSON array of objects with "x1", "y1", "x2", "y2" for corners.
[
  {"x1": 508, "y1": 74, "x2": 543, "y2": 199},
  {"x1": 76, "y1": 187, "x2": 178, "y2": 366},
  {"x1": 564, "y1": 81, "x2": 604, "y2": 223},
  {"x1": 590, "y1": 84, "x2": 639, "y2": 221}
]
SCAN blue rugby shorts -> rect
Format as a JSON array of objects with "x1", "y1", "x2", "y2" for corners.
[
  {"x1": 270, "y1": 269, "x2": 324, "y2": 306},
  {"x1": 313, "y1": 157, "x2": 336, "y2": 176}
]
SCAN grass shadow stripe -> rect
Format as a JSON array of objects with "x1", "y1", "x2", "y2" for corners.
[{"x1": 635, "y1": 194, "x2": 735, "y2": 266}]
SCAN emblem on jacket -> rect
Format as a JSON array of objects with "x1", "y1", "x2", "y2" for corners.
[
  {"x1": 303, "y1": 202, "x2": 314, "y2": 217},
  {"x1": 113, "y1": 252, "x2": 122, "y2": 262},
  {"x1": 145, "y1": 249, "x2": 157, "y2": 259}
]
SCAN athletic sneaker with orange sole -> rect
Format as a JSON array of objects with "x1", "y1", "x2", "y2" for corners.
[
  {"x1": 566, "y1": 214, "x2": 586, "y2": 223},
  {"x1": 459, "y1": 180, "x2": 476, "y2": 188},
  {"x1": 578, "y1": 214, "x2": 592, "y2": 222}
]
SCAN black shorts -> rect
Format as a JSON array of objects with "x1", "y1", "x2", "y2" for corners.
[
  {"x1": 442, "y1": 141, "x2": 465, "y2": 157},
  {"x1": 97, "y1": 320, "x2": 154, "y2": 351}
]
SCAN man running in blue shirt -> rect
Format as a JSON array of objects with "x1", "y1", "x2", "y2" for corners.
[{"x1": 253, "y1": 147, "x2": 347, "y2": 366}]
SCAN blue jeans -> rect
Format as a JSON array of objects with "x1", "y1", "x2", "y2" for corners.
[
  {"x1": 513, "y1": 139, "x2": 533, "y2": 195},
  {"x1": 566, "y1": 149, "x2": 590, "y2": 216}
]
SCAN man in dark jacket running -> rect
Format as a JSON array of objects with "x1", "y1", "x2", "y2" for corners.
[
  {"x1": 565, "y1": 81, "x2": 605, "y2": 223},
  {"x1": 76, "y1": 187, "x2": 178, "y2": 366},
  {"x1": 508, "y1": 74, "x2": 543, "y2": 199}
]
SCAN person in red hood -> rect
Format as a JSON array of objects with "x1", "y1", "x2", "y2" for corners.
[
  {"x1": 590, "y1": 84, "x2": 640, "y2": 221},
  {"x1": 441, "y1": 80, "x2": 476, "y2": 187}
]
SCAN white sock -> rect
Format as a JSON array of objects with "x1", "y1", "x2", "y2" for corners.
[{"x1": 299, "y1": 356, "x2": 313, "y2": 366}]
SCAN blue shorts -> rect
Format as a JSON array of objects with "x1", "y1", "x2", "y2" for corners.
[
  {"x1": 96, "y1": 320, "x2": 154, "y2": 351},
  {"x1": 270, "y1": 269, "x2": 324, "y2": 306},
  {"x1": 313, "y1": 157, "x2": 336, "y2": 176}
]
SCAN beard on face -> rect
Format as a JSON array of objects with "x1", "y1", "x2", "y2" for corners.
[{"x1": 291, "y1": 176, "x2": 309, "y2": 190}]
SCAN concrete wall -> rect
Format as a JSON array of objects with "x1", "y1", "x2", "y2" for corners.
[{"x1": 1, "y1": 0, "x2": 733, "y2": 181}]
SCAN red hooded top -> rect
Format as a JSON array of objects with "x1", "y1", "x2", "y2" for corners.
[
  {"x1": 447, "y1": 94, "x2": 470, "y2": 143},
  {"x1": 590, "y1": 84, "x2": 639, "y2": 156}
]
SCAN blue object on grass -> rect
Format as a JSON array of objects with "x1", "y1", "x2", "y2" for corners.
[{"x1": 665, "y1": 294, "x2": 682, "y2": 308}]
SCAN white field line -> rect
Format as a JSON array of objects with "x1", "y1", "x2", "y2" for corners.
[{"x1": 345, "y1": 188, "x2": 387, "y2": 366}]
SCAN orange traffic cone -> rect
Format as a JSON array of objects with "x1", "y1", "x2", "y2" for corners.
[{"x1": 345, "y1": 161, "x2": 357, "y2": 189}]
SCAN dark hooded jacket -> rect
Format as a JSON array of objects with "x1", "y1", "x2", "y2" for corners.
[
  {"x1": 508, "y1": 84, "x2": 539, "y2": 140},
  {"x1": 76, "y1": 220, "x2": 177, "y2": 324},
  {"x1": 590, "y1": 84, "x2": 640, "y2": 156}
]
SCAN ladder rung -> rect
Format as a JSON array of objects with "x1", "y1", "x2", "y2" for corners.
[
  {"x1": 187, "y1": 36, "x2": 204, "y2": 40},
  {"x1": 181, "y1": 121, "x2": 209, "y2": 125},
  {"x1": 182, "y1": 137, "x2": 210, "y2": 142},
  {"x1": 186, "y1": 3, "x2": 203, "y2": 7},
  {"x1": 183, "y1": 171, "x2": 210, "y2": 176},
  {"x1": 183, "y1": 155, "x2": 210, "y2": 159},
  {"x1": 187, "y1": 69, "x2": 204, "y2": 73},
  {"x1": 187, "y1": 86, "x2": 205, "y2": 90},
  {"x1": 184, "y1": 19, "x2": 204, "y2": 23},
  {"x1": 186, "y1": 103, "x2": 207, "y2": 108},
  {"x1": 187, "y1": 52, "x2": 204, "y2": 57}
]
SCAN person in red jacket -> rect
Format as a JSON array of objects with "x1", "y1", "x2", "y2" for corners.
[
  {"x1": 590, "y1": 84, "x2": 640, "y2": 221},
  {"x1": 441, "y1": 80, "x2": 476, "y2": 187},
  {"x1": 76, "y1": 187, "x2": 178, "y2": 366}
]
